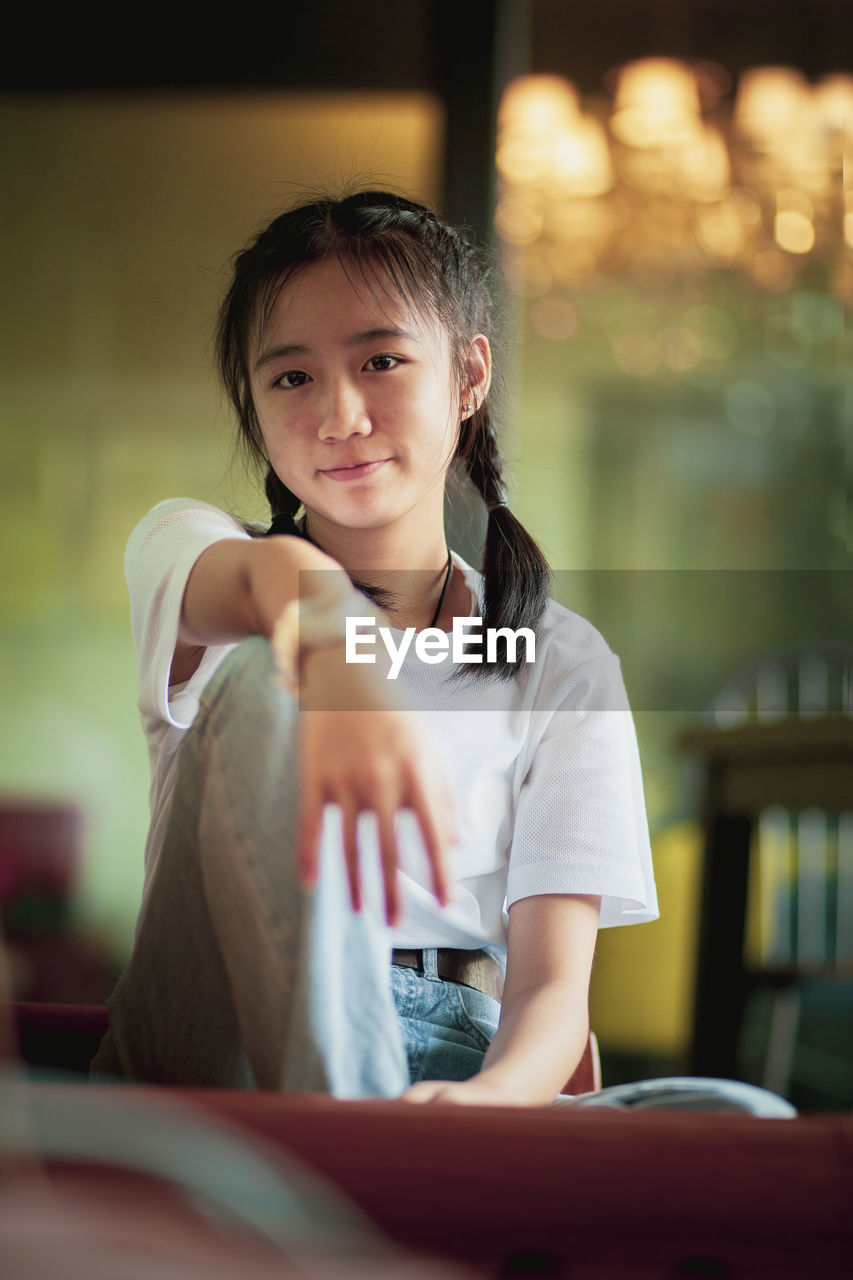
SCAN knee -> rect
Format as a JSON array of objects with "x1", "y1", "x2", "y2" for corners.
[{"x1": 195, "y1": 636, "x2": 299, "y2": 751}]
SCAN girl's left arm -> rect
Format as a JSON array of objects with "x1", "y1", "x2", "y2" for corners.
[{"x1": 403, "y1": 892, "x2": 601, "y2": 1106}]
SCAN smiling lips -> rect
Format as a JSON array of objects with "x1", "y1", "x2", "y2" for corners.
[{"x1": 320, "y1": 458, "x2": 389, "y2": 482}]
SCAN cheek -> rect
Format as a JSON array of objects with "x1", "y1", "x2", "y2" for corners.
[
  {"x1": 258, "y1": 422, "x2": 300, "y2": 481},
  {"x1": 255, "y1": 398, "x2": 305, "y2": 453}
]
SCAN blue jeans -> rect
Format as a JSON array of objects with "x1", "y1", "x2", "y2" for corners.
[
  {"x1": 392, "y1": 953, "x2": 501, "y2": 1084},
  {"x1": 91, "y1": 638, "x2": 794, "y2": 1116}
]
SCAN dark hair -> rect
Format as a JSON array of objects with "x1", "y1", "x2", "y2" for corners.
[{"x1": 216, "y1": 189, "x2": 550, "y2": 678}]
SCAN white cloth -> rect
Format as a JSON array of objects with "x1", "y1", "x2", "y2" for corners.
[{"x1": 126, "y1": 498, "x2": 659, "y2": 950}]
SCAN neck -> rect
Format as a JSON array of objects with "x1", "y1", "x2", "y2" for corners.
[{"x1": 303, "y1": 508, "x2": 451, "y2": 630}]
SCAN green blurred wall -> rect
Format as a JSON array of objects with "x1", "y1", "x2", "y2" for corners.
[{"x1": 0, "y1": 91, "x2": 443, "y2": 955}]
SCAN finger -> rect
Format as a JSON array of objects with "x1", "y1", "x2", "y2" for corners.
[
  {"x1": 402, "y1": 1081, "x2": 446, "y2": 1104},
  {"x1": 341, "y1": 803, "x2": 363, "y2": 914},
  {"x1": 376, "y1": 808, "x2": 401, "y2": 926},
  {"x1": 297, "y1": 793, "x2": 324, "y2": 888},
  {"x1": 406, "y1": 774, "x2": 451, "y2": 907}
]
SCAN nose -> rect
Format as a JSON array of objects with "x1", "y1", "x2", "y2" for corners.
[{"x1": 317, "y1": 378, "x2": 372, "y2": 442}]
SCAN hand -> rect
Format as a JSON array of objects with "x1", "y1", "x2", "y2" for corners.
[
  {"x1": 296, "y1": 644, "x2": 456, "y2": 925},
  {"x1": 401, "y1": 1076, "x2": 523, "y2": 1107}
]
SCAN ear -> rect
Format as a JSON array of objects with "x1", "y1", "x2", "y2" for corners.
[{"x1": 461, "y1": 334, "x2": 492, "y2": 418}]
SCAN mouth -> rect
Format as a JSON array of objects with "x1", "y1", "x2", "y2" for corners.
[{"x1": 320, "y1": 458, "x2": 390, "y2": 482}]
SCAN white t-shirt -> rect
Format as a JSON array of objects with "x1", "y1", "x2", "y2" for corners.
[{"x1": 126, "y1": 498, "x2": 659, "y2": 952}]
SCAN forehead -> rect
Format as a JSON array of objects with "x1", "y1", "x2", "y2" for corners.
[{"x1": 256, "y1": 255, "x2": 446, "y2": 352}]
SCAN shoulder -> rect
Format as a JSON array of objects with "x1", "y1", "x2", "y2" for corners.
[
  {"x1": 124, "y1": 498, "x2": 257, "y2": 615},
  {"x1": 451, "y1": 551, "x2": 614, "y2": 668},
  {"x1": 125, "y1": 498, "x2": 256, "y2": 576},
  {"x1": 522, "y1": 597, "x2": 625, "y2": 713},
  {"x1": 449, "y1": 552, "x2": 624, "y2": 710},
  {"x1": 536, "y1": 597, "x2": 617, "y2": 674},
  {"x1": 127, "y1": 498, "x2": 255, "y2": 555}
]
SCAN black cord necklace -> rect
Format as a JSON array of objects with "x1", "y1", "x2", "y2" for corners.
[{"x1": 429, "y1": 551, "x2": 453, "y2": 630}]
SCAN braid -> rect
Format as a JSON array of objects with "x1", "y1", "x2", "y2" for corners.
[
  {"x1": 264, "y1": 469, "x2": 302, "y2": 537},
  {"x1": 459, "y1": 408, "x2": 551, "y2": 678}
]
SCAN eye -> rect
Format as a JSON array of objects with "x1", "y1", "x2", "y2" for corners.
[
  {"x1": 365, "y1": 354, "x2": 401, "y2": 372},
  {"x1": 274, "y1": 369, "x2": 310, "y2": 389}
]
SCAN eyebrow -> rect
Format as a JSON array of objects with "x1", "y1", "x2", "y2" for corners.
[{"x1": 253, "y1": 326, "x2": 417, "y2": 373}]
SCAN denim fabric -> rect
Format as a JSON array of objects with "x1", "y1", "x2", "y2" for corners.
[
  {"x1": 391, "y1": 952, "x2": 501, "y2": 1084},
  {"x1": 561, "y1": 1076, "x2": 797, "y2": 1116}
]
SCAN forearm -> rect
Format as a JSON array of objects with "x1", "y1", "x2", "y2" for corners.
[
  {"x1": 180, "y1": 534, "x2": 350, "y2": 648},
  {"x1": 463, "y1": 893, "x2": 600, "y2": 1106},
  {"x1": 476, "y1": 981, "x2": 591, "y2": 1105}
]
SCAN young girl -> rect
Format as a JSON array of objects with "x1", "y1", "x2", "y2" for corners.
[{"x1": 92, "y1": 190, "x2": 786, "y2": 1111}]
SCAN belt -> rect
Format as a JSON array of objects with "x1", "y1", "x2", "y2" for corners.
[{"x1": 391, "y1": 948, "x2": 504, "y2": 1003}]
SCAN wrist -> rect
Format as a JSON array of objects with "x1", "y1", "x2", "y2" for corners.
[
  {"x1": 271, "y1": 584, "x2": 382, "y2": 698},
  {"x1": 472, "y1": 1065, "x2": 553, "y2": 1106},
  {"x1": 248, "y1": 536, "x2": 347, "y2": 639}
]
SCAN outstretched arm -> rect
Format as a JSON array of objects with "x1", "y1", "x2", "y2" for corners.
[
  {"x1": 174, "y1": 534, "x2": 454, "y2": 922},
  {"x1": 403, "y1": 892, "x2": 601, "y2": 1106},
  {"x1": 177, "y1": 534, "x2": 348, "y2": 659}
]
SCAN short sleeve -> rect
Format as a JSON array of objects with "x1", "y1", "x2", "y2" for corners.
[
  {"x1": 125, "y1": 498, "x2": 252, "y2": 731},
  {"x1": 507, "y1": 653, "x2": 659, "y2": 928}
]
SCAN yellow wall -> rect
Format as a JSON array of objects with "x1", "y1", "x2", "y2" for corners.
[{"x1": 591, "y1": 823, "x2": 702, "y2": 1057}]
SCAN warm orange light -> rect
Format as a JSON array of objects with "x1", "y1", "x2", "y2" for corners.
[
  {"x1": 552, "y1": 118, "x2": 614, "y2": 196},
  {"x1": 775, "y1": 211, "x2": 815, "y2": 254},
  {"x1": 494, "y1": 195, "x2": 543, "y2": 245},
  {"x1": 495, "y1": 61, "x2": 841, "y2": 296},
  {"x1": 777, "y1": 189, "x2": 814, "y2": 217},
  {"x1": 611, "y1": 59, "x2": 700, "y2": 148},
  {"x1": 814, "y1": 74, "x2": 853, "y2": 135},
  {"x1": 788, "y1": 138, "x2": 833, "y2": 196},
  {"x1": 679, "y1": 124, "x2": 731, "y2": 200},
  {"x1": 496, "y1": 136, "x2": 554, "y2": 185},
  {"x1": 498, "y1": 75, "x2": 580, "y2": 134},
  {"x1": 547, "y1": 199, "x2": 615, "y2": 246},
  {"x1": 695, "y1": 203, "x2": 746, "y2": 264},
  {"x1": 734, "y1": 67, "x2": 810, "y2": 145},
  {"x1": 615, "y1": 58, "x2": 700, "y2": 114},
  {"x1": 497, "y1": 76, "x2": 586, "y2": 187}
]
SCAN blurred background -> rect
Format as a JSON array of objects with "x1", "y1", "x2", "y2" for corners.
[{"x1": 1, "y1": 0, "x2": 850, "y2": 1109}]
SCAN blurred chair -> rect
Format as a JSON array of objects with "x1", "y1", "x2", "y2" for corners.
[
  {"x1": 0, "y1": 799, "x2": 118, "y2": 1004},
  {"x1": 680, "y1": 642, "x2": 853, "y2": 1097},
  {"x1": 564, "y1": 1029, "x2": 601, "y2": 1095}
]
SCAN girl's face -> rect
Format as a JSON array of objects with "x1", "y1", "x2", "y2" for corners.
[{"x1": 249, "y1": 256, "x2": 488, "y2": 541}]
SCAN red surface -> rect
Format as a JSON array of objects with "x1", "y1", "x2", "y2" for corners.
[
  {"x1": 8, "y1": 1005, "x2": 853, "y2": 1276},
  {"x1": 0, "y1": 802, "x2": 83, "y2": 904},
  {"x1": 129, "y1": 1086, "x2": 853, "y2": 1277}
]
